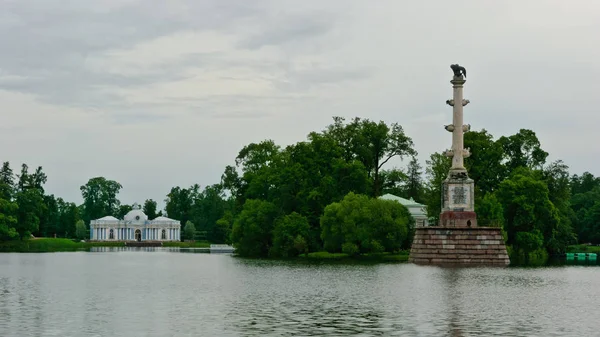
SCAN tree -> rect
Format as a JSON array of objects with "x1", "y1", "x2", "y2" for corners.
[
  {"x1": 463, "y1": 129, "x2": 505, "y2": 196},
  {"x1": 230, "y1": 199, "x2": 279, "y2": 257},
  {"x1": 80, "y1": 177, "x2": 123, "y2": 224},
  {"x1": 475, "y1": 193, "x2": 504, "y2": 227},
  {"x1": 56, "y1": 198, "x2": 80, "y2": 238},
  {"x1": 0, "y1": 198, "x2": 18, "y2": 240},
  {"x1": 404, "y1": 157, "x2": 424, "y2": 202},
  {"x1": 75, "y1": 220, "x2": 87, "y2": 240},
  {"x1": 164, "y1": 185, "x2": 199, "y2": 226},
  {"x1": 0, "y1": 161, "x2": 14, "y2": 200},
  {"x1": 117, "y1": 204, "x2": 132, "y2": 219},
  {"x1": 143, "y1": 199, "x2": 158, "y2": 219},
  {"x1": 38, "y1": 194, "x2": 59, "y2": 237},
  {"x1": 189, "y1": 184, "x2": 232, "y2": 243},
  {"x1": 184, "y1": 221, "x2": 196, "y2": 241},
  {"x1": 495, "y1": 169, "x2": 565, "y2": 253},
  {"x1": 497, "y1": 129, "x2": 548, "y2": 172},
  {"x1": 424, "y1": 152, "x2": 451, "y2": 224},
  {"x1": 380, "y1": 168, "x2": 408, "y2": 197},
  {"x1": 323, "y1": 117, "x2": 416, "y2": 197},
  {"x1": 270, "y1": 212, "x2": 310, "y2": 257},
  {"x1": 320, "y1": 192, "x2": 412, "y2": 254}
]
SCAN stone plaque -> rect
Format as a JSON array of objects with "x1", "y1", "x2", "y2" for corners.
[{"x1": 449, "y1": 184, "x2": 471, "y2": 209}]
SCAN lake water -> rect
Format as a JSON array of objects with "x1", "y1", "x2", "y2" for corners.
[{"x1": 0, "y1": 248, "x2": 598, "y2": 337}]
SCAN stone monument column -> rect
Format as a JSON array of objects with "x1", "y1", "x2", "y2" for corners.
[
  {"x1": 440, "y1": 64, "x2": 476, "y2": 227},
  {"x1": 408, "y1": 64, "x2": 510, "y2": 266}
]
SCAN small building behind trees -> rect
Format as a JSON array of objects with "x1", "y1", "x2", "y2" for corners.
[{"x1": 379, "y1": 193, "x2": 429, "y2": 227}]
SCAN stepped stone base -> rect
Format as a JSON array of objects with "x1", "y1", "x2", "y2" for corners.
[{"x1": 409, "y1": 227, "x2": 510, "y2": 267}]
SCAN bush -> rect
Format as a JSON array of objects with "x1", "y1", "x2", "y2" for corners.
[{"x1": 320, "y1": 192, "x2": 413, "y2": 255}]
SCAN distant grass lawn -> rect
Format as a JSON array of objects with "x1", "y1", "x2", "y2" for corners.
[
  {"x1": 0, "y1": 238, "x2": 125, "y2": 252},
  {"x1": 567, "y1": 244, "x2": 600, "y2": 254},
  {"x1": 301, "y1": 251, "x2": 410, "y2": 262}
]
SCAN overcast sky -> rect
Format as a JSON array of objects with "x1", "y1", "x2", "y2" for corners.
[{"x1": 1, "y1": 0, "x2": 599, "y2": 209}]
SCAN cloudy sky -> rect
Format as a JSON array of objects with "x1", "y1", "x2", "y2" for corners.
[{"x1": 1, "y1": 0, "x2": 599, "y2": 208}]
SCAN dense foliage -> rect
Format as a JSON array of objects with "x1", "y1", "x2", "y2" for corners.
[{"x1": 1, "y1": 117, "x2": 599, "y2": 264}]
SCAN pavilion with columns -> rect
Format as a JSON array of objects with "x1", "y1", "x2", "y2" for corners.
[{"x1": 89, "y1": 203, "x2": 181, "y2": 242}]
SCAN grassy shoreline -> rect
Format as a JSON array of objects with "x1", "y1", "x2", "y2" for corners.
[
  {"x1": 0, "y1": 238, "x2": 125, "y2": 252},
  {"x1": 298, "y1": 251, "x2": 410, "y2": 263},
  {"x1": 566, "y1": 244, "x2": 600, "y2": 254},
  {"x1": 0, "y1": 238, "x2": 212, "y2": 252}
]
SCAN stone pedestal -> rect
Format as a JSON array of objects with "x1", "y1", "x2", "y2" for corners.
[
  {"x1": 409, "y1": 227, "x2": 510, "y2": 266},
  {"x1": 439, "y1": 170, "x2": 477, "y2": 227}
]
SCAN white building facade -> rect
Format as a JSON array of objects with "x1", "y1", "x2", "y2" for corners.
[
  {"x1": 379, "y1": 194, "x2": 429, "y2": 227},
  {"x1": 89, "y1": 203, "x2": 181, "y2": 242}
]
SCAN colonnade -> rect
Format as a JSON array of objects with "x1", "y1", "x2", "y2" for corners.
[{"x1": 90, "y1": 226, "x2": 180, "y2": 241}]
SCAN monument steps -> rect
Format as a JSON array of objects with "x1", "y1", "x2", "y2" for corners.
[{"x1": 409, "y1": 227, "x2": 510, "y2": 266}]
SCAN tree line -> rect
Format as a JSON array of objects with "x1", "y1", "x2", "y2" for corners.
[{"x1": 1, "y1": 117, "x2": 599, "y2": 261}]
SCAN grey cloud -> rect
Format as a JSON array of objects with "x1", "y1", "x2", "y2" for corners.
[
  {"x1": 239, "y1": 12, "x2": 333, "y2": 50},
  {"x1": 0, "y1": 0, "x2": 268, "y2": 115}
]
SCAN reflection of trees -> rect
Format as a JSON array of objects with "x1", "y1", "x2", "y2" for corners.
[{"x1": 226, "y1": 262, "x2": 386, "y2": 335}]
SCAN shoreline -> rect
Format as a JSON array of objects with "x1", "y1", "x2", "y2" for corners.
[{"x1": 0, "y1": 238, "x2": 211, "y2": 253}]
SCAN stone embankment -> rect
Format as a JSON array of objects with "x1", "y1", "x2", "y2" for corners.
[{"x1": 409, "y1": 227, "x2": 510, "y2": 266}]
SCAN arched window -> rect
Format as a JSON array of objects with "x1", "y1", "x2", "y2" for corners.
[
  {"x1": 109, "y1": 228, "x2": 114, "y2": 239},
  {"x1": 161, "y1": 229, "x2": 166, "y2": 240}
]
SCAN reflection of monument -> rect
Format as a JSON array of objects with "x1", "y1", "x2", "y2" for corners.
[{"x1": 409, "y1": 65, "x2": 510, "y2": 266}]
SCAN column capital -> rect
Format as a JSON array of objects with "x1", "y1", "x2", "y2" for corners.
[{"x1": 450, "y1": 77, "x2": 466, "y2": 86}]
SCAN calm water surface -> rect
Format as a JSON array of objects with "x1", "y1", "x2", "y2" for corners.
[{"x1": 0, "y1": 248, "x2": 598, "y2": 337}]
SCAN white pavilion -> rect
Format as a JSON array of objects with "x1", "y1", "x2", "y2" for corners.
[
  {"x1": 89, "y1": 203, "x2": 181, "y2": 242},
  {"x1": 379, "y1": 193, "x2": 429, "y2": 227}
]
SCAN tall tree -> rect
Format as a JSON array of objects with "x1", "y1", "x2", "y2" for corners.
[
  {"x1": 0, "y1": 161, "x2": 14, "y2": 200},
  {"x1": 424, "y1": 152, "x2": 451, "y2": 223},
  {"x1": 80, "y1": 177, "x2": 123, "y2": 225},
  {"x1": 497, "y1": 129, "x2": 548, "y2": 172},
  {"x1": 323, "y1": 117, "x2": 416, "y2": 197},
  {"x1": 14, "y1": 164, "x2": 47, "y2": 238},
  {"x1": 404, "y1": 157, "x2": 424, "y2": 202},
  {"x1": 164, "y1": 184, "x2": 199, "y2": 225},
  {"x1": 143, "y1": 199, "x2": 158, "y2": 219},
  {"x1": 117, "y1": 204, "x2": 132, "y2": 219},
  {"x1": 463, "y1": 129, "x2": 505, "y2": 197}
]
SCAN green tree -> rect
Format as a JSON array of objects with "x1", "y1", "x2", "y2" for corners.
[
  {"x1": 189, "y1": 184, "x2": 232, "y2": 243},
  {"x1": 323, "y1": 117, "x2": 416, "y2": 197},
  {"x1": 80, "y1": 177, "x2": 123, "y2": 224},
  {"x1": 475, "y1": 193, "x2": 504, "y2": 227},
  {"x1": 56, "y1": 198, "x2": 80, "y2": 238},
  {"x1": 75, "y1": 220, "x2": 87, "y2": 240},
  {"x1": 143, "y1": 199, "x2": 158, "y2": 219},
  {"x1": 380, "y1": 168, "x2": 408, "y2": 197},
  {"x1": 320, "y1": 192, "x2": 412, "y2": 254},
  {"x1": 117, "y1": 204, "x2": 132, "y2": 219},
  {"x1": 0, "y1": 198, "x2": 18, "y2": 240},
  {"x1": 424, "y1": 152, "x2": 451, "y2": 224},
  {"x1": 184, "y1": 221, "x2": 196, "y2": 241},
  {"x1": 0, "y1": 161, "x2": 14, "y2": 200},
  {"x1": 497, "y1": 129, "x2": 548, "y2": 172},
  {"x1": 495, "y1": 168, "x2": 569, "y2": 254},
  {"x1": 164, "y1": 184, "x2": 199, "y2": 226},
  {"x1": 38, "y1": 194, "x2": 59, "y2": 237},
  {"x1": 404, "y1": 157, "x2": 424, "y2": 202},
  {"x1": 230, "y1": 199, "x2": 279, "y2": 257},
  {"x1": 463, "y1": 129, "x2": 505, "y2": 196},
  {"x1": 270, "y1": 212, "x2": 310, "y2": 257}
]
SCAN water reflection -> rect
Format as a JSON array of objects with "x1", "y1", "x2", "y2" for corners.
[{"x1": 1, "y1": 252, "x2": 599, "y2": 336}]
